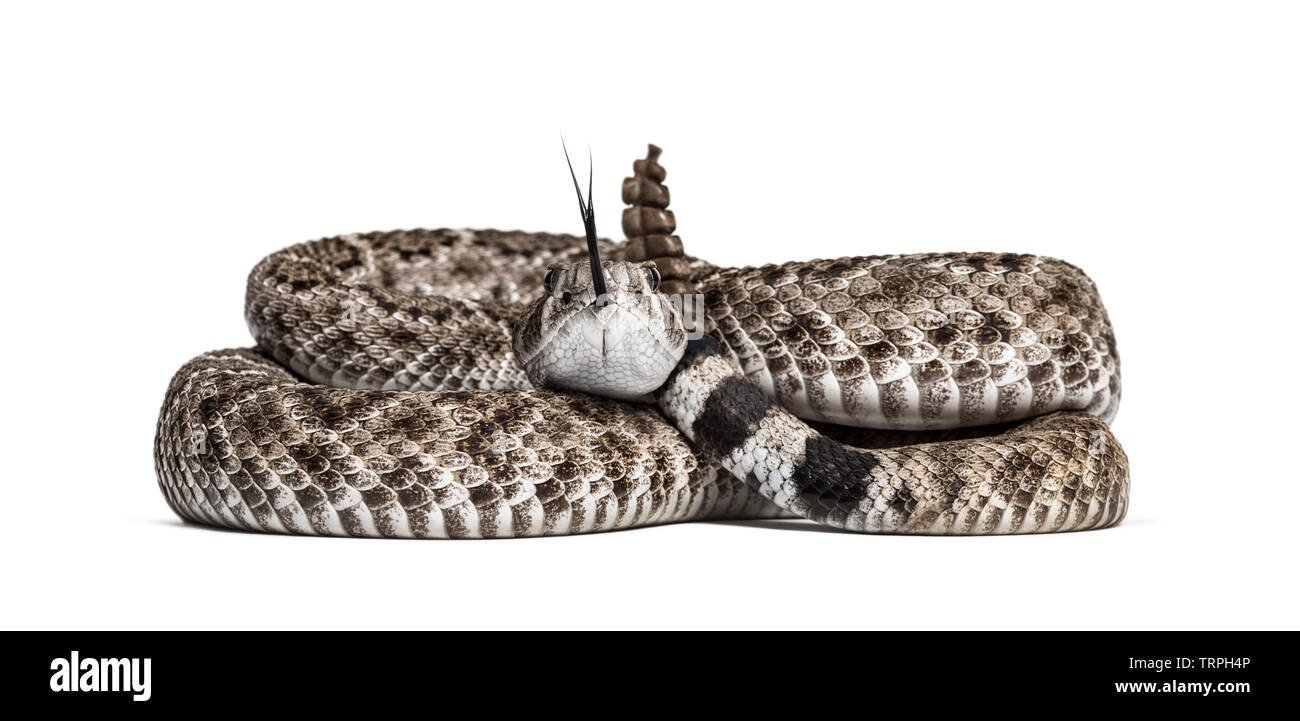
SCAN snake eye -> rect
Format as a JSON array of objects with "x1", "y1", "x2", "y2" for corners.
[
  {"x1": 543, "y1": 269, "x2": 558, "y2": 295},
  {"x1": 645, "y1": 266, "x2": 661, "y2": 292}
]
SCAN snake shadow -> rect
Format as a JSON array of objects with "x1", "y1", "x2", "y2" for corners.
[
  {"x1": 148, "y1": 515, "x2": 1144, "y2": 540},
  {"x1": 146, "y1": 517, "x2": 845, "y2": 539}
]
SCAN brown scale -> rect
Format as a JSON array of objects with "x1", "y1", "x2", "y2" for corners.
[{"x1": 620, "y1": 144, "x2": 694, "y2": 297}]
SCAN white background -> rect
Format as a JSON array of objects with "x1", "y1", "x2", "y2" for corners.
[{"x1": 1, "y1": 1, "x2": 1297, "y2": 630}]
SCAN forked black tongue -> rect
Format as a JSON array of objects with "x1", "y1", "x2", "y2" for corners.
[{"x1": 563, "y1": 140, "x2": 608, "y2": 300}]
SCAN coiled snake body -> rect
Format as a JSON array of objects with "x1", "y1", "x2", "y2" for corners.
[{"x1": 155, "y1": 150, "x2": 1128, "y2": 537}]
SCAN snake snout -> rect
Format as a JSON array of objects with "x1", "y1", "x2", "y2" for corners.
[{"x1": 578, "y1": 303, "x2": 629, "y2": 353}]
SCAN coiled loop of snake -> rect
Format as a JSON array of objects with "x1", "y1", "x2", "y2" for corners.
[{"x1": 154, "y1": 227, "x2": 1128, "y2": 537}]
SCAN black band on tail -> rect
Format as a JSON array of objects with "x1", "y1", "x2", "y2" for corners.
[
  {"x1": 789, "y1": 436, "x2": 877, "y2": 523},
  {"x1": 658, "y1": 333, "x2": 883, "y2": 525},
  {"x1": 692, "y1": 376, "x2": 776, "y2": 458}
]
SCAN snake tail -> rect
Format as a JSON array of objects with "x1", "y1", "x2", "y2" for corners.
[
  {"x1": 621, "y1": 144, "x2": 693, "y2": 296},
  {"x1": 655, "y1": 337, "x2": 1129, "y2": 534}
]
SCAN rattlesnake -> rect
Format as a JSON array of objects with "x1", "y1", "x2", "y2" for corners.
[{"x1": 154, "y1": 146, "x2": 1128, "y2": 537}]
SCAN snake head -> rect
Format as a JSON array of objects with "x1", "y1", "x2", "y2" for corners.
[
  {"x1": 511, "y1": 142, "x2": 686, "y2": 400},
  {"x1": 513, "y1": 259, "x2": 687, "y2": 400}
]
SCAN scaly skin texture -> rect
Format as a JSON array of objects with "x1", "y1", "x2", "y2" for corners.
[
  {"x1": 697, "y1": 252, "x2": 1119, "y2": 429},
  {"x1": 156, "y1": 229, "x2": 1128, "y2": 537},
  {"x1": 655, "y1": 339, "x2": 1126, "y2": 534},
  {"x1": 156, "y1": 349, "x2": 780, "y2": 537}
]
